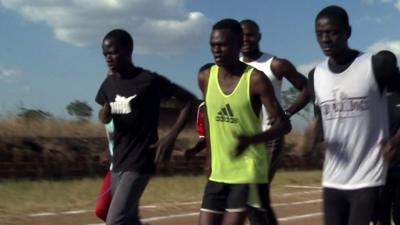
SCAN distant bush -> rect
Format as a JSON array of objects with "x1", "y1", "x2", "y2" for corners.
[
  {"x1": 66, "y1": 100, "x2": 93, "y2": 121},
  {"x1": 17, "y1": 107, "x2": 53, "y2": 121}
]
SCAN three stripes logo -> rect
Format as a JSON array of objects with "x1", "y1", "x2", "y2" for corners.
[{"x1": 216, "y1": 104, "x2": 238, "y2": 123}]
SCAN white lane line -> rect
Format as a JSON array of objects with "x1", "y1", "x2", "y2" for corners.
[
  {"x1": 27, "y1": 201, "x2": 199, "y2": 217},
  {"x1": 140, "y1": 205, "x2": 157, "y2": 209},
  {"x1": 175, "y1": 201, "x2": 201, "y2": 206},
  {"x1": 273, "y1": 199, "x2": 322, "y2": 207},
  {"x1": 86, "y1": 211, "x2": 323, "y2": 225},
  {"x1": 86, "y1": 212, "x2": 199, "y2": 225},
  {"x1": 285, "y1": 185, "x2": 322, "y2": 189},
  {"x1": 28, "y1": 205, "x2": 156, "y2": 217},
  {"x1": 29, "y1": 212, "x2": 57, "y2": 217},
  {"x1": 142, "y1": 212, "x2": 199, "y2": 222},
  {"x1": 278, "y1": 212, "x2": 323, "y2": 221},
  {"x1": 62, "y1": 210, "x2": 92, "y2": 215},
  {"x1": 283, "y1": 190, "x2": 321, "y2": 196}
]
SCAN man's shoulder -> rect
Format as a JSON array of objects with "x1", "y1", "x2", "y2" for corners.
[
  {"x1": 372, "y1": 50, "x2": 397, "y2": 68},
  {"x1": 136, "y1": 67, "x2": 168, "y2": 83}
]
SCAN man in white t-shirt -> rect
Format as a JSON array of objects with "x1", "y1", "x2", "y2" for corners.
[{"x1": 307, "y1": 5, "x2": 400, "y2": 225}]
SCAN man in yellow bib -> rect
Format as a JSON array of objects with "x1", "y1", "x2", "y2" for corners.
[{"x1": 197, "y1": 18, "x2": 291, "y2": 225}]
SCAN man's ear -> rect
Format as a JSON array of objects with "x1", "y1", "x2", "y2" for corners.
[{"x1": 346, "y1": 25, "x2": 352, "y2": 39}]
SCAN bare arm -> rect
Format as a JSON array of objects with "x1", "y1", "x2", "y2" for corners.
[
  {"x1": 98, "y1": 103, "x2": 112, "y2": 124},
  {"x1": 154, "y1": 85, "x2": 197, "y2": 164},
  {"x1": 303, "y1": 68, "x2": 324, "y2": 155},
  {"x1": 184, "y1": 137, "x2": 207, "y2": 159},
  {"x1": 271, "y1": 58, "x2": 310, "y2": 116},
  {"x1": 198, "y1": 68, "x2": 212, "y2": 174},
  {"x1": 373, "y1": 50, "x2": 400, "y2": 160},
  {"x1": 235, "y1": 70, "x2": 292, "y2": 156}
]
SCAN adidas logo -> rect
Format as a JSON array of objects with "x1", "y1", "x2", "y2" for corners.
[{"x1": 216, "y1": 104, "x2": 238, "y2": 123}]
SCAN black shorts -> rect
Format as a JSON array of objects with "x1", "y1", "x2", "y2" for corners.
[
  {"x1": 200, "y1": 181, "x2": 269, "y2": 213},
  {"x1": 323, "y1": 187, "x2": 379, "y2": 225}
]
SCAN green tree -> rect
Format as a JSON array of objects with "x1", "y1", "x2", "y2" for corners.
[
  {"x1": 66, "y1": 100, "x2": 93, "y2": 121},
  {"x1": 18, "y1": 107, "x2": 53, "y2": 121}
]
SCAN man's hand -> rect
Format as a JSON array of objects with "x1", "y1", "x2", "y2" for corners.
[
  {"x1": 152, "y1": 132, "x2": 178, "y2": 166},
  {"x1": 99, "y1": 150, "x2": 110, "y2": 166},
  {"x1": 233, "y1": 135, "x2": 252, "y2": 157},
  {"x1": 184, "y1": 148, "x2": 197, "y2": 160}
]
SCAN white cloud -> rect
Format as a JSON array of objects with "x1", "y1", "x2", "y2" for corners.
[
  {"x1": 0, "y1": 0, "x2": 213, "y2": 55},
  {"x1": 0, "y1": 68, "x2": 21, "y2": 81},
  {"x1": 356, "y1": 15, "x2": 384, "y2": 24},
  {"x1": 367, "y1": 40, "x2": 400, "y2": 60},
  {"x1": 22, "y1": 85, "x2": 31, "y2": 92},
  {"x1": 395, "y1": 0, "x2": 400, "y2": 9},
  {"x1": 362, "y1": 0, "x2": 400, "y2": 10},
  {"x1": 297, "y1": 60, "x2": 323, "y2": 76}
]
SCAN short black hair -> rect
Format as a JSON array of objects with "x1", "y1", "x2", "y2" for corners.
[
  {"x1": 212, "y1": 18, "x2": 243, "y2": 38},
  {"x1": 103, "y1": 29, "x2": 133, "y2": 53},
  {"x1": 316, "y1": 5, "x2": 350, "y2": 28},
  {"x1": 240, "y1": 19, "x2": 260, "y2": 32}
]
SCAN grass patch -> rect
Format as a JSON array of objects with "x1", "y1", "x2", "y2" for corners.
[{"x1": 0, "y1": 170, "x2": 321, "y2": 216}]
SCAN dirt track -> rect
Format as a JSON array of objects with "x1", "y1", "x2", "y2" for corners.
[{"x1": 13, "y1": 185, "x2": 324, "y2": 225}]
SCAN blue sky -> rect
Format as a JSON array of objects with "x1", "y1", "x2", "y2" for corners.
[{"x1": 0, "y1": 0, "x2": 399, "y2": 121}]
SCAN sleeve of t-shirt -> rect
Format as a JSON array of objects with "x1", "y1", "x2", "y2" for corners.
[
  {"x1": 154, "y1": 73, "x2": 178, "y2": 99},
  {"x1": 196, "y1": 103, "x2": 205, "y2": 137},
  {"x1": 95, "y1": 79, "x2": 108, "y2": 106}
]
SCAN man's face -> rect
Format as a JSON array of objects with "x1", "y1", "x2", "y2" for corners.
[
  {"x1": 210, "y1": 29, "x2": 241, "y2": 66},
  {"x1": 241, "y1": 23, "x2": 260, "y2": 54},
  {"x1": 315, "y1": 16, "x2": 349, "y2": 58},
  {"x1": 102, "y1": 38, "x2": 130, "y2": 73}
]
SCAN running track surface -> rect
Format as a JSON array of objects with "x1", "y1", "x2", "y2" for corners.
[{"x1": 15, "y1": 185, "x2": 324, "y2": 225}]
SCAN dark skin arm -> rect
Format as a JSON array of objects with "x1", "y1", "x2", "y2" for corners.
[
  {"x1": 373, "y1": 50, "x2": 400, "y2": 160},
  {"x1": 235, "y1": 70, "x2": 292, "y2": 156},
  {"x1": 303, "y1": 68, "x2": 324, "y2": 155},
  {"x1": 271, "y1": 58, "x2": 310, "y2": 116},
  {"x1": 183, "y1": 137, "x2": 206, "y2": 160},
  {"x1": 98, "y1": 103, "x2": 112, "y2": 124},
  {"x1": 198, "y1": 68, "x2": 212, "y2": 176},
  {"x1": 153, "y1": 85, "x2": 197, "y2": 165}
]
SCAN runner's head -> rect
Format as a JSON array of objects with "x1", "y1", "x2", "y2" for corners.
[
  {"x1": 315, "y1": 5, "x2": 351, "y2": 58},
  {"x1": 102, "y1": 29, "x2": 133, "y2": 73},
  {"x1": 210, "y1": 19, "x2": 243, "y2": 67},
  {"x1": 240, "y1": 19, "x2": 261, "y2": 55}
]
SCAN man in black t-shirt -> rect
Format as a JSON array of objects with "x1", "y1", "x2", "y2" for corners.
[{"x1": 96, "y1": 29, "x2": 196, "y2": 225}]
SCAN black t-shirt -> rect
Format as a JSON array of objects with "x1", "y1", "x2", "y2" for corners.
[{"x1": 96, "y1": 67, "x2": 177, "y2": 173}]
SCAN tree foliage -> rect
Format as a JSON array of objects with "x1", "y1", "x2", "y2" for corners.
[
  {"x1": 66, "y1": 100, "x2": 93, "y2": 121},
  {"x1": 17, "y1": 107, "x2": 53, "y2": 121}
]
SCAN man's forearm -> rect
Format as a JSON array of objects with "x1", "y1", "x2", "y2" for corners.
[
  {"x1": 168, "y1": 100, "x2": 195, "y2": 137},
  {"x1": 248, "y1": 117, "x2": 291, "y2": 144},
  {"x1": 285, "y1": 88, "x2": 311, "y2": 116},
  {"x1": 98, "y1": 109, "x2": 112, "y2": 124}
]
